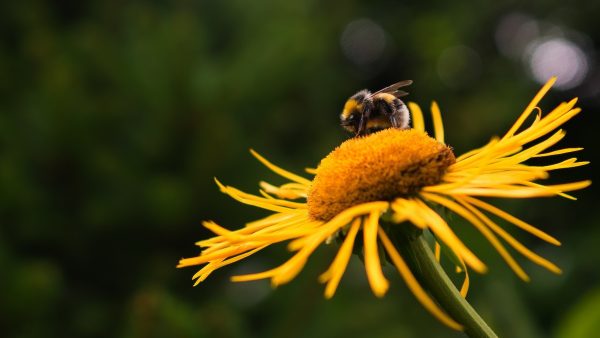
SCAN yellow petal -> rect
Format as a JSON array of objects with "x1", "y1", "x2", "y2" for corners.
[
  {"x1": 455, "y1": 197, "x2": 561, "y2": 274},
  {"x1": 413, "y1": 198, "x2": 487, "y2": 273},
  {"x1": 378, "y1": 228, "x2": 463, "y2": 331},
  {"x1": 250, "y1": 149, "x2": 312, "y2": 185},
  {"x1": 319, "y1": 218, "x2": 362, "y2": 298},
  {"x1": 534, "y1": 147, "x2": 583, "y2": 157},
  {"x1": 461, "y1": 196, "x2": 560, "y2": 246},
  {"x1": 363, "y1": 212, "x2": 389, "y2": 297},
  {"x1": 423, "y1": 193, "x2": 530, "y2": 281},
  {"x1": 431, "y1": 101, "x2": 445, "y2": 144},
  {"x1": 503, "y1": 77, "x2": 556, "y2": 140},
  {"x1": 408, "y1": 102, "x2": 425, "y2": 132}
]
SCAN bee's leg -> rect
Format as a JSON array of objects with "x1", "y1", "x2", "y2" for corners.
[
  {"x1": 355, "y1": 116, "x2": 363, "y2": 136},
  {"x1": 356, "y1": 115, "x2": 366, "y2": 136},
  {"x1": 356, "y1": 103, "x2": 372, "y2": 136}
]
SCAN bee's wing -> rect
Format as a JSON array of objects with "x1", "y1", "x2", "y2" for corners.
[
  {"x1": 394, "y1": 90, "x2": 410, "y2": 98},
  {"x1": 370, "y1": 80, "x2": 413, "y2": 98}
]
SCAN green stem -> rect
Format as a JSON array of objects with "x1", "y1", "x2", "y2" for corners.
[{"x1": 391, "y1": 226, "x2": 498, "y2": 338}]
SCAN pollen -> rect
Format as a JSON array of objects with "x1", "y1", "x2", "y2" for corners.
[{"x1": 308, "y1": 128, "x2": 455, "y2": 221}]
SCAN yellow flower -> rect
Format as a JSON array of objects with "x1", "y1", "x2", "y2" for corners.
[{"x1": 178, "y1": 77, "x2": 589, "y2": 330}]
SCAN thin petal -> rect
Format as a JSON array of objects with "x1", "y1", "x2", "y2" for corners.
[
  {"x1": 244, "y1": 212, "x2": 301, "y2": 230},
  {"x1": 435, "y1": 180, "x2": 591, "y2": 199},
  {"x1": 520, "y1": 105, "x2": 579, "y2": 145},
  {"x1": 408, "y1": 102, "x2": 425, "y2": 132},
  {"x1": 378, "y1": 228, "x2": 463, "y2": 331},
  {"x1": 233, "y1": 202, "x2": 388, "y2": 285},
  {"x1": 534, "y1": 147, "x2": 583, "y2": 157},
  {"x1": 215, "y1": 178, "x2": 298, "y2": 213},
  {"x1": 288, "y1": 201, "x2": 389, "y2": 251},
  {"x1": 455, "y1": 197, "x2": 562, "y2": 274},
  {"x1": 503, "y1": 77, "x2": 556, "y2": 140},
  {"x1": 412, "y1": 198, "x2": 487, "y2": 273},
  {"x1": 461, "y1": 196, "x2": 560, "y2": 246},
  {"x1": 250, "y1": 149, "x2": 312, "y2": 186},
  {"x1": 217, "y1": 179, "x2": 307, "y2": 209},
  {"x1": 319, "y1": 218, "x2": 362, "y2": 298},
  {"x1": 364, "y1": 212, "x2": 389, "y2": 297},
  {"x1": 232, "y1": 232, "x2": 324, "y2": 284},
  {"x1": 197, "y1": 212, "x2": 311, "y2": 251},
  {"x1": 178, "y1": 243, "x2": 259, "y2": 267},
  {"x1": 259, "y1": 181, "x2": 308, "y2": 199},
  {"x1": 431, "y1": 101, "x2": 445, "y2": 144},
  {"x1": 193, "y1": 246, "x2": 268, "y2": 285},
  {"x1": 457, "y1": 259, "x2": 470, "y2": 298},
  {"x1": 422, "y1": 192, "x2": 530, "y2": 281}
]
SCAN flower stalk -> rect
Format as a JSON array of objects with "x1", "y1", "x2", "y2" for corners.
[{"x1": 389, "y1": 221, "x2": 498, "y2": 338}]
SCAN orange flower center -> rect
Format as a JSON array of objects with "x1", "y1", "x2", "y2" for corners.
[{"x1": 308, "y1": 129, "x2": 455, "y2": 221}]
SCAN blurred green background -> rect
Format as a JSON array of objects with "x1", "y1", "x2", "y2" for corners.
[{"x1": 1, "y1": 1, "x2": 599, "y2": 337}]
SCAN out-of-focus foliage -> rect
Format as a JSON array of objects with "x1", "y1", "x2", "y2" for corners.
[
  {"x1": 555, "y1": 287, "x2": 600, "y2": 338},
  {"x1": 1, "y1": 1, "x2": 598, "y2": 337}
]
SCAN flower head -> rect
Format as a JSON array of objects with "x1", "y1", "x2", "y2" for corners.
[
  {"x1": 308, "y1": 128, "x2": 455, "y2": 221},
  {"x1": 178, "y1": 77, "x2": 589, "y2": 330}
]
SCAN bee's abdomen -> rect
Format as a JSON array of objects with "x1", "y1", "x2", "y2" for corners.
[
  {"x1": 372, "y1": 94, "x2": 397, "y2": 116},
  {"x1": 373, "y1": 93, "x2": 409, "y2": 129},
  {"x1": 365, "y1": 115, "x2": 391, "y2": 131},
  {"x1": 392, "y1": 98, "x2": 404, "y2": 111}
]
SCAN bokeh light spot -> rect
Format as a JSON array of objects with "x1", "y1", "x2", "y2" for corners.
[
  {"x1": 526, "y1": 37, "x2": 589, "y2": 90},
  {"x1": 340, "y1": 18, "x2": 387, "y2": 66},
  {"x1": 495, "y1": 13, "x2": 540, "y2": 60}
]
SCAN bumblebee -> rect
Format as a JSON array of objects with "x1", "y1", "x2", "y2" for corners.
[{"x1": 340, "y1": 80, "x2": 413, "y2": 136}]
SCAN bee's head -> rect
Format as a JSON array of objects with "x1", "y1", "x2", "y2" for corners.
[
  {"x1": 340, "y1": 98, "x2": 361, "y2": 131},
  {"x1": 340, "y1": 90, "x2": 370, "y2": 133}
]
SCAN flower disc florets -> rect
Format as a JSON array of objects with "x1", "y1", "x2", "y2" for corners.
[{"x1": 308, "y1": 128, "x2": 455, "y2": 221}]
